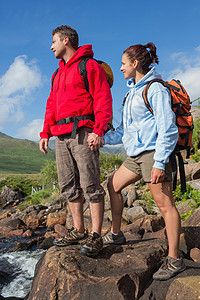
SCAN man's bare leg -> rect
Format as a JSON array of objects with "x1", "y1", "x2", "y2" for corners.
[
  {"x1": 90, "y1": 197, "x2": 104, "y2": 235},
  {"x1": 68, "y1": 194, "x2": 85, "y2": 233}
]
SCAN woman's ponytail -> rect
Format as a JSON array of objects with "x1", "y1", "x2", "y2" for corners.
[{"x1": 144, "y1": 42, "x2": 159, "y2": 65}]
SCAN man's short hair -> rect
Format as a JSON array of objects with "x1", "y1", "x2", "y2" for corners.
[{"x1": 52, "y1": 25, "x2": 79, "y2": 50}]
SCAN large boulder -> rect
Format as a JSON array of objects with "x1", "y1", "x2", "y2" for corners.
[
  {"x1": 140, "y1": 259, "x2": 200, "y2": 300},
  {"x1": 28, "y1": 239, "x2": 168, "y2": 300},
  {"x1": 0, "y1": 186, "x2": 24, "y2": 209},
  {"x1": 0, "y1": 217, "x2": 26, "y2": 237}
]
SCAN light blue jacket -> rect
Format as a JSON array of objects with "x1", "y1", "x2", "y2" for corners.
[{"x1": 104, "y1": 67, "x2": 179, "y2": 170}]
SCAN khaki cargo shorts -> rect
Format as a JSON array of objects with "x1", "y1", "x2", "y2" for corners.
[
  {"x1": 55, "y1": 127, "x2": 105, "y2": 203},
  {"x1": 123, "y1": 150, "x2": 172, "y2": 183}
]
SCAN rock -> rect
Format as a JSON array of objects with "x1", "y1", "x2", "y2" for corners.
[
  {"x1": 184, "y1": 163, "x2": 195, "y2": 181},
  {"x1": 0, "y1": 217, "x2": 26, "y2": 237},
  {"x1": 54, "y1": 224, "x2": 68, "y2": 237},
  {"x1": 44, "y1": 231, "x2": 58, "y2": 239},
  {"x1": 122, "y1": 206, "x2": 147, "y2": 223},
  {"x1": 187, "y1": 179, "x2": 200, "y2": 190},
  {"x1": 0, "y1": 259, "x2": 16, "y2": 290},
  {"x1": 124, "y1": 232, "x2": 142, "y2": 242},
  {"x1": 179, "y1": 227, "x2": 200, "y2": 254},
  {"x1": 0, "y1": 186, "x2": 24, "y2": 209},
  {"x1": 191, "y1": 162, "x2": 200, "y2": 180},
  {"x1": 140, "y1": 259, "x2": 200, "y2": 300},
  {"x1": 143, "y1": 228, "x2": 167, "y2": 240},
  {"x1": 0, "y1": 218, "x2": 25, "y2": 230},
  {"x1": 190, "y1": 247, "x2": 200, "y2": 263},
  {"x1": 22, "y1": 229, "x2": 34, "y2": 237},
  {"x1": 24, "y1": 215, "x2": 41, "y2": 228},
  {"x1": 3, "y1": 229, "x2": 24, "y2": 238},
  {"x1": 182, "y1": 206, "x2": 200, "y2": 226},
  {"x1": 140, "y1": 215, "x2": 165, "y2": 233},
  {"x1": 39, "y1": 237, "x2": 54, "y2": 250},
  {"x1": 166, "y1": 276, "x2": 200, "y2": 300},
  {"x1": 46, "y1": 211, "x2": 67, "y2": 227},
  {"x1": 0, "y1": 210, "x2": 15, "y2": 220},
  {"x1": 176, "y1": 199, "x2": 195, "y2": 215},
  {"x1": 28, "y1": 239, "x2": 168, "y2": 300},
  {"x1": 127, "y1": 186, "x2": 137, "y2": 207}
]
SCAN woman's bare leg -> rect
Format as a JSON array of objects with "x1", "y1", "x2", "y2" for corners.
[
  {"x1": 148, "y1": 181, "x2": 181, "y2": 258},
  {"x1": 108, "y1": 164, "x2": 141, "y2": 233}
]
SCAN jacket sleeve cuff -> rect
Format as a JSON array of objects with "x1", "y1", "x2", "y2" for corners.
[
  {"x1": 153, "y1": 161, "x2": 165, "y2": 170},
  {"x1": 92, "y1": 128, "x2": 104, "y2": 137},
  {"x1": 40, "y1": 132, "x2": 51, "y2": 139}
]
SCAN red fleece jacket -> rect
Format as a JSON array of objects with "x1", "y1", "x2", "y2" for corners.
[{"x1": 40, "y1": 44, "x2": 113, "y2": 139}]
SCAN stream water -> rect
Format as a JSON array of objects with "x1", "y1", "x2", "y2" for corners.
[
  {"x1": 0, "y1": 233, "x2": 46, "y2": 298},
  {"x1": 0, "y1": 249, "x2": 45, "y2": 298}
]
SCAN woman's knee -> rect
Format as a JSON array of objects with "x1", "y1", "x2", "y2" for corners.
[
  {"x1": 107, "y1": 176, "x2": 122, "y2": 194},
  {"x1": 154, "y1": 194, "x2": 176, "y2": 215}
]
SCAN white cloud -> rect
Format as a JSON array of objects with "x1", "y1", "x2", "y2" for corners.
[
  {"x1": 0, "y1": 55, "x2": 42, "y2": 130},
  {"x1": 16, "y1": 119, "x2": 44, "y2": 141},
  {"x1": 168, "y1": 47, "x2": 200, "y2": 101}
]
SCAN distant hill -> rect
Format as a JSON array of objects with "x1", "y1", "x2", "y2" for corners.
[
  {"x1": 0, "y1": 132, "x2": 55, "y2": 174},
  {"x1": 48, "y1": 138, "x2": 125, "y2": 155}
]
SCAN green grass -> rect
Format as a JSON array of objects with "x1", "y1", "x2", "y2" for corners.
[{"x1": 0, "y1": 132, "x2": 55, "y2": 174}]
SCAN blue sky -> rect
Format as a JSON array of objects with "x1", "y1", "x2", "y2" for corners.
[{"x1": 0, "y1": 0, "x2": 200, "y2": 141}]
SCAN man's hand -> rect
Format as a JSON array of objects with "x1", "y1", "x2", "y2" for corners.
[
  {"x1": 150, "y1": 167, "x2": 165, "y2": 184},
  {"x1": 39, "y1": 138, "x2": 49, "y2": 154},
  {"x1": 87, "y1": 133, "x2": 102, "y2": 150}
]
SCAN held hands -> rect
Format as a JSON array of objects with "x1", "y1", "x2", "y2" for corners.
[
  {"x1": 39, "y1": 138, "x2": 49, "y2": 154},
  {"x1": 150, "y1": 167, "x2": 165, "y2": 184},
  {"x1": 87, "y1": 133, "x2": 104, "y2": 150}
]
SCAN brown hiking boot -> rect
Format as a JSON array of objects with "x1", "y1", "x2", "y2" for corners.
[
  {"x1": 80, "y1": 232, "x2": 103, "y2": 257},
  {"x1": 53, "y1": 226, "x2": 88, "y2": 247}
]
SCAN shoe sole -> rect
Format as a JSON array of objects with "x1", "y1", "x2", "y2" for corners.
[
  {"x1": 103, "y1": 239, "x2": 126, "y2": 245},
  {"x1": 80, "y1": 248, "x2": 101, "y2": 258},
  {"x1": 54, "y1": 236, "x2": 88, "y2": 247},
  {"x1": 153, "y1": 265, "x2": 186, "y2": 281}
]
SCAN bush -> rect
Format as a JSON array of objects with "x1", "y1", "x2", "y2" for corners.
[
  {"x1": 173, "y1": 184, "x2": 200, "y2": 219},
  {"x1": 0, "y1": 174, "x2": 42, "y2": 196},
  {"x1": 40, "y1": 160, "x2": 58, "y2": 188},
  {"x1": 191, "y1": 118, "x2": 200, "y2": 162},
  {"x1": 99, "y1": 152, "x2": 124, "y2": 182},
  {"x1": 18, "y1": 189, "x2": 55, "y2": 211}
]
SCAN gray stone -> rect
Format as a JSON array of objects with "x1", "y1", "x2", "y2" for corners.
[{"x1": 122, "y1": 206, "x2": 147, "y2": 223}]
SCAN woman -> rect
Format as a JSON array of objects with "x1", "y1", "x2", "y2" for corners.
[{"x1": 89, "y1": 43, "x2": 186, "y2": 280}]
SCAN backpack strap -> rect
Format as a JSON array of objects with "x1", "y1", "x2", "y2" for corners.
[
  {"x1": 51, "y1": 58, "x2": 92, "y2": 93},
  {"x1": 142, "y1": 79, "x2": 168, "y2": 114},
  {"x1": 142, "y1": 79, "x2": 181, "y2": 115},
  {"x1": 51, "y1": 68, "x2": 59, "y2": 91},
  {"x1": 78, "y1": 57, "x2": 91, "y2": 92}
]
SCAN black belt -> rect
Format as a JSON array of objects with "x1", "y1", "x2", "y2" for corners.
[{"x1": 56, "y1": 114, "x2": 95, "y2": 139}]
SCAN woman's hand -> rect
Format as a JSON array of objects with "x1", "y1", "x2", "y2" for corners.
[
  {"x1": 150, "y1": 168, "x2": 165, "y2": 184},
  {"x1": 87, "y1": 133, "x2": 101, "y2": 150}
]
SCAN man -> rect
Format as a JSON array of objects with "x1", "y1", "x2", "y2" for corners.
[{"x1": 39, "y1": 25, "x2": 112, "y2": 257}]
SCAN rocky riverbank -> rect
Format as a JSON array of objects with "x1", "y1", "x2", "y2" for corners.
[{"x1": 0, "y1": 163, "x2": 200, "y2": 299}]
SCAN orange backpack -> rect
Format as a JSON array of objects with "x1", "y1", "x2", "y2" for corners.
[
  {"x1": 142, "y1": 79, "x2": 194, "y2": 156},
  {"x1": 142, "y1": 79, "x2": 194, "y2": 194}
]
